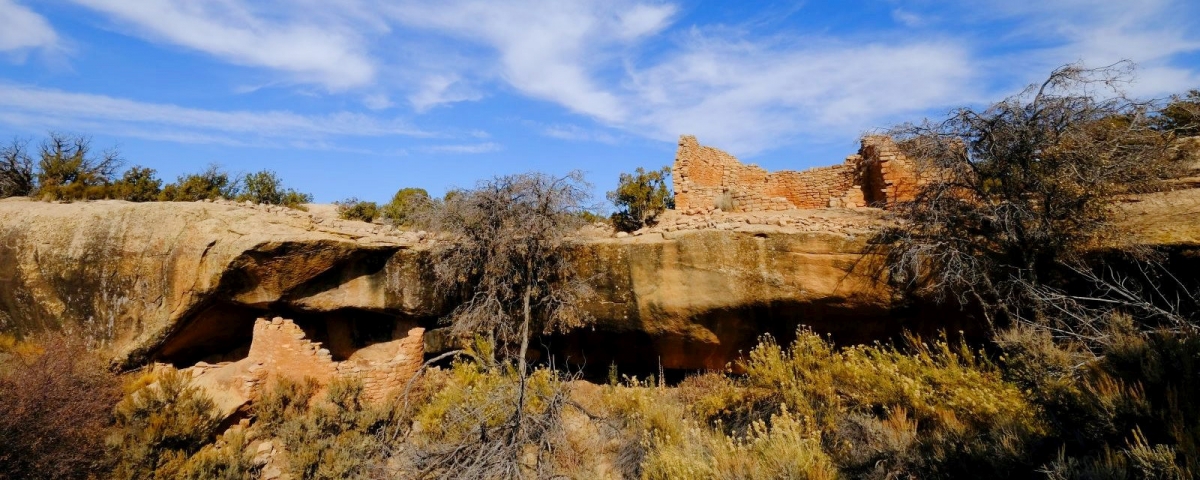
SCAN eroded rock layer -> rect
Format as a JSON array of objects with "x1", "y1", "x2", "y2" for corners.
[
  {"x1": 0, "y1": 198, "x2": 930, "y2": 376},
  {"x1": 4, "y1": 186, "x2": 1199, "y2": 382}
]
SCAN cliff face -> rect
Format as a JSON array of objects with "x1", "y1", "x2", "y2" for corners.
[
  {"x1": 3, "y1": 187, "x2": 1197, "y2": 379},
  {"x1": 0, "y1": 198, "x2": 924, "y2": 375},
  {"x1": 0, "y1": 198, "x2": 433, "y2": 366}
]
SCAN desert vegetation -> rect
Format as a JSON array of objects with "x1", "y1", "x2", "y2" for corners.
[
  {"x1": 607, "y1": 166, "x2": 674, "y2": 232},
  {"x1": 1, "y1": 65, "x2": 1199, "y2": 479},
  {"x1": 0, "y1": 135, "x2": 312, "y2": 208}
]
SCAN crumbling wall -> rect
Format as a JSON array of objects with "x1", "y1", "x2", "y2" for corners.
[
  {"x1": 190, "y1": 317, "x2": 424, "y2": 407},
  {"x1": 858, "y1": 135, "x2": 920, "y2": 208},
  {"x1": 672, "y1": 135, "x2": 919, "y2": 214}
]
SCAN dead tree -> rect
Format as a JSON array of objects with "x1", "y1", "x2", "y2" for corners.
[
  {"x1": 0, "y1": 138, "x2": 35, "y2": 198},
  {"x1": 408, "y1": 170, "x2": 594, "y2": 478},
  {"x1": 876, "y1": 62, "x2": 1186, "y2": 328}
]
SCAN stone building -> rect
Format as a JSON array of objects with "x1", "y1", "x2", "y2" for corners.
[{"x1": 671, "y1": 134, "x2": 920, "y2": 213}]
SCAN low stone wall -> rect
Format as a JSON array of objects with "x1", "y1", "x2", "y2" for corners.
[{"x1": 672, "y1": 135, "x2": 919, "y2": 214}]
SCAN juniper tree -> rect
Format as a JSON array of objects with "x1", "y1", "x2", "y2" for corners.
[{"x1": 607, "y1": 166, "x2": 674, "y2": 232}]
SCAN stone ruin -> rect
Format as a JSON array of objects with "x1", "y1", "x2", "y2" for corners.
[
  {"x1": 672, "y1": 134, "x2": 920, "y2": 214},
  {"x1": 186, "y1": 317, "x2": 425, "y2": 419}
]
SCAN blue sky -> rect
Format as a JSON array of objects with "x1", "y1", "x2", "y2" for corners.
[{"x1": 1, "y1": 0, "x2": 1199, "y2": 205}]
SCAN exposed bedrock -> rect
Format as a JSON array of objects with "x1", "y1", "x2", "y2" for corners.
[
  {"x1": 4, "y1": 193, "x2": 1196, "y2": 378},
  {"x1": 0, "y1": 198, "x2": 436, "y2": 369}
]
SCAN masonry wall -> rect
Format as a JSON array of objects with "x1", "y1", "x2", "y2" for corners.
[
  {"x1": 859, "y1": 135, "x2": 921, "y2": 208},
  {"x1": 242, "y1": 317, "x2": 424, "y2": 403},
  {"x1": 672, "y1": 134, "x2": 919, "y2": 214}
]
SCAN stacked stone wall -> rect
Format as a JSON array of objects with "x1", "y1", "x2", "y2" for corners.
[
  {"x1": 203, "y1": 317, "x2": 424, "y2": 404},
  {"x1": 672, "y1": 134, "x2": 919, "y2": 214},
  {"x1": 859, "y1": 135, "x2": 920, "y2": 208}
]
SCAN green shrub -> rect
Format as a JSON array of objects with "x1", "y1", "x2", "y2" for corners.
[
  {"x1": 607, "y1": 166, "x2": 673, "y2": 232},
  {"x1": 1157, "y1": 89, "x2": 1200, "y2": 137},
  {"x1": 579, "y1": 209, "x2": 611, "y2": 226},
  {"x1": 256, "y1": 377, "x2": 390, "y2": 480},
  {"x1": 160, "y1": 164, "x2": 240, "y2": 201},
  {"x1": 108, "y1": 368, "x2": 223, "y2": 480},
  {"x1": 172, "y1": 429, "x2": 258, "y2": 480},
  {"x1": 381, "y1": 187, "x2": 431, "y2": 226},
  {"x1": 732, "y1": 329, "x2": 1046, "y2": 479},
  {"x1": 399, "y1": 357, "x2": 574, "y2": 478},
  {"x1": 112, "y1": 166, "x2": 163, "y2": 202},
  {"x1": 1000, "y1": 320, "x2": 1200, "y2": 475},
  {"x1": 34, "y1": 133, "x2": 122, "y2": 202},
  {"x1": 236, "y1": 170, "x2": 313, "y2": 209},
  {"x1": 335, "y1": 198, "x2": 380, "y2": 222}
]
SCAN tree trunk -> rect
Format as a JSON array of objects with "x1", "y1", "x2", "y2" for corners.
[{"x1": 515, "y1": 284, "x2": 532, "y2": 436}]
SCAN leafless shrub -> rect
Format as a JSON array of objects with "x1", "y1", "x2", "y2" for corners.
[
  {"x1": 0, "y1": 334, "x2": 121, "y2": 479},
  {"x1": 0, "y1": 138, "x2": 35, "y2": 198},
  {"x1": 1022, "y1": 260, "x2": 1200, "y2": 347},
  {"x1": 402, "y1": 171, "x2": 594, "y2": 478},
  {"x1": 421, "y1": 170, "x2": 594, "y2": 362},
  {"x1": 395, "y1": 363, "x2": 574, "y2": 479},
  {"x1": 876, "y1": 62, "x2": 1186, "y2": 326}
]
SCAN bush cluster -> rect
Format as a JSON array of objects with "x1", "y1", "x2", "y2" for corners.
[
  {"x1": 2, "y1": 317, "x2": 1198, "y2": 479},
  {"x1": 588, "y1": 325, "x2": 1198, "y2": 479},
  {"x1": 0, "y1": 133, "x2": 313, "y2": 209},
  {"x1": 381, "y1": 187, "x2": 431, "y2": 226},
  {"x1": 107, "y1": 368, "x2": 233, "y2": 479},
  {"x1": 254, "y1": 377, "x2": 392, "y2": 479},
  {"x1": 335, "y1": 198, "x2": 380, "y2": 222}
]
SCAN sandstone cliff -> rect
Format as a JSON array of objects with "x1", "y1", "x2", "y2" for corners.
[
  {"x1": 0, "y1": 197, "x2": 915, "y2": 376},
  {"x1": 2, "y1": 187, "x2": 1196, "y2": 380}
]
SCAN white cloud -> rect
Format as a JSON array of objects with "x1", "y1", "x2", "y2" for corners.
[
  {"x1": 363, "y1": 94, "x2": 394, "y2": 110},
  {"x1": 421, "y1": 142, "x2": 502, "y2": 154},
  {"x1": 616, "y1": 4, "x2": 678, "y2": 40},
  {"x1": 540, "y1": 123, "x2": 620, "y2": 144},
  {"x1": 621, "y1": 37, "x2": 977, "y2": 153},
  {"x1": 377, "y1": 1, "x2": 977, "y2": 153},
  {"x1": 0, "y1": 0, "x2": 57, "y2": 52},
  {"x1": 963, "y1": 0, "x2": 1200, "y2": 97},
  {"x1": 891, "y1": 9, "x2": 925, "y2": 28},
  {"x1": 408, "y1": 74, "x2": 483, "y2": 112},
  {"x1": 0, "y1": 83, "x2": 431, "y2": 145},
  {"x1": 69, "y1": 0, "x2": 376, "y2": 89},
  {"x1": 28, "y1": 0, "x2": 1200, "y2": 158},
  {"x1": 383, "y1": 1, "x2": 676, "y2": 122}
]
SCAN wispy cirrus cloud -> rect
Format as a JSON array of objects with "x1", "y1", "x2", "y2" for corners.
[
  {"x1": 911, "y1": 0, "x2": 1200, "y2": 98},
  {"x1": 0, "y1": 83, "x2": 432, "y2": 145},
  {"x1": 421, "y1": 142, "x2": 503, "y2": 154},
  {"x1": 68, "y1": 0, "x2": 377, "y2": 89},
  {"x1": 540, "y1": 123, "x2": 621, "y2": 144}
]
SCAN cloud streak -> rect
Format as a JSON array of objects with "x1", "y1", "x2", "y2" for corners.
[
  {"x1": 0, "y1": 83, "x2": 432, "y2": 145},
  {"x1": 69, "y1": 0, "x2": 377, "y2": 89},
  {"x1": 421, "y1": 142, "x2": 503, "y2": 154}
]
